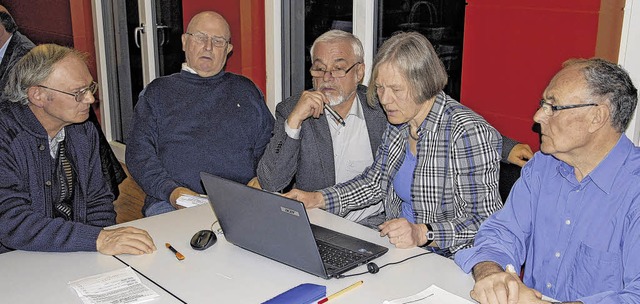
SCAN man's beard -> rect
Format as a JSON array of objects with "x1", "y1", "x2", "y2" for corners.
[
  {"x1": 317, "y1": 84, "x2": 353, "y2": 106},
  {"x1": 326, "y1": 92, "x2": 346, "y2": 106}
]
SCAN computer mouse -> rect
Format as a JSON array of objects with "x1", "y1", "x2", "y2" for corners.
[{"x1": 190, "y1": 229, "x2": 217, "y2": 250}]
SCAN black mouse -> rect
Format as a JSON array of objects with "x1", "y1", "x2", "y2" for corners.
[{"x1": 190, "y1": 229, "x2": 217, "y2": 250}]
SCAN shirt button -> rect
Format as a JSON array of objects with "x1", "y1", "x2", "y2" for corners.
[
  {"x1": 565, "y1": 219, "x2": 571, "y2": 225},
  {"x1": 45, "y1": 180, "x2": 52, "y2": 186},
  {"x1": 546, "y1": 283, "x2": 552, "y2": 289},
  {"x1": 555, "y1": 252, "x2": 561, "y2": 258}
]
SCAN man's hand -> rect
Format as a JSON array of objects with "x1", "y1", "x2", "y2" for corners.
[
  {"x1": 96, "y1": 226, "x2": 156, "y2": 255},
  {"x1": 378, "y1": 218, "x2": 427, "y2": 248},
  {"x1": 471, "y1": 262, "x2": 544, "y2": 304},
  {"x1": 287, "y1": 91, "x2": 328, "y2": 129},
  {"x1": 507, "y1": 143, "x2": 534, "y2": 167},
  {"x1": 283, "y1": 189, "x2": 325, "y2": 209},
  {"x1": 169, "y1": 187, "x2": 201, "y2": 209}
]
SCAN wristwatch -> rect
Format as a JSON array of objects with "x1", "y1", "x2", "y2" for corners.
[{"x1": 425, "y1": 224, "x2": 435, "y2": 246}]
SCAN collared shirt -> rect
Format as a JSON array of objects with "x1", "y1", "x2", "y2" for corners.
[
  {"x1": 181, "y1": 62, "x2": 197, "y2": 74},
  {"x1": 321, "y1": 92, "x2": 502, "y2": 256},
  {"x1": 455, "y1": 135, "x2": 640, "y2": 303},
  {"x1": 48, "y1": 128, "x2": 66, "y2": 158},
  {"x1": 0, "y1": 34, "x2": 13, "y2": 63},
  {"x1": 326, "y1": 95, "x2": 373, "y2": 185},
  {"x1": 285, "y1": 95, "x2": 381, "y2": 221},
  {"x1": 327, "y1": 95, "x2": 380, "y2": 222}
]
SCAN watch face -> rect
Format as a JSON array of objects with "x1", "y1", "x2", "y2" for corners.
[{"x1": 427, "y1": 231, "x2": 435, "y2": 241}]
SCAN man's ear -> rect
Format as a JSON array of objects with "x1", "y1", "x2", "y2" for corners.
[
  {"x1": 356, "y1": 62, "x2": 365, "y2": 84},
  {"x1": 27, "y1": 86, "x2": 45, "y2": 108},
  {"x1": 588, "y1": 100, "x2": 611, "y2": 133},
  {"x1": 226, "y1": 43, "x2": 233, "y2": 56}
]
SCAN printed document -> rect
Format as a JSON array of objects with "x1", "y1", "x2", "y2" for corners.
[
  {"x1": 176, "y1": 194, "x2": 209, "y2": 208},
  {"x1": 68, "y1": 267, "x2": 159, "y2": 304},
  {"x1": 383, "y1": 284, "x2": 473, "y2": 304}
]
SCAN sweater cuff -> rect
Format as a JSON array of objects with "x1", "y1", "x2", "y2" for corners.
[{"x1": 501, "y1": 135, "x2": 518, "y2": 163}]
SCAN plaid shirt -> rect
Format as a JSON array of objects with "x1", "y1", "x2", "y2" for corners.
[{"x1": 321, "y1": 92, "x2": 503, "y2": 257}]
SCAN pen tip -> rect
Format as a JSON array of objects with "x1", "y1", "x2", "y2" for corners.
[{"x1": 165, "y1": 243, "x2": 171, "y2": 248}]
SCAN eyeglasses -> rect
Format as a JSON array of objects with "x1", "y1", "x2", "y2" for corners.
[
  {"x1": 36, "y1": 81, "x2": 98, "y2": 103},
  {"x1": 185, "y1": 32, "x2": 229, "y2": 48},
  {"x1": 310, "y1": 62, "x2": 361, "y2": 78},
  {"x1": 538, "y1": 99, "x2": 598, "y2": 116}
]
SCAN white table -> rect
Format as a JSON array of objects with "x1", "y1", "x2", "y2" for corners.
[
  {"x1": 0, "y1": 250, "x2": 180, "y2": 304},
  {"x1": 115, "y1": 204, "x2": 475, "y2": 303}
]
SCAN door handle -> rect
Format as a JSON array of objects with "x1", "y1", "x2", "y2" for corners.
[
  {"x1": 134, "y1": 24, "x2": 145, "y2": 48},
  {"x1": 157, "y1": 24, "x2": 169, "y2": 46}
]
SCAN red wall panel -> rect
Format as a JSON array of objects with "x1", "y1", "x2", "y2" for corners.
[{"x1": 461, "y1": 0, "x2": 607, "y2": 150}]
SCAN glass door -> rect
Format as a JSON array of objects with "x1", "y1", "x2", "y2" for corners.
[
  {"x1": 282, "y1": 0, "x2": 353, "y2": 99},
  {"x1": 376, "y1": 0, "x2": 465, "y2": 100},
  {"x1": 94, "y1": 0, "x2": 184, "y2": 144},
  {"x1": 279, "y1": 0, "x2": 464, "y2": 103}
]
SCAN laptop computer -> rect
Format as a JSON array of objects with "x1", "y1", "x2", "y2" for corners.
[{"x1": 200, "y1": 172, "x2": 389, "y2": 279}]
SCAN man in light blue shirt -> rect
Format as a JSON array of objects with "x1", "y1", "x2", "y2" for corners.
[{"x1": 455, "y1": 58, "x2": 639, "y2": 304}]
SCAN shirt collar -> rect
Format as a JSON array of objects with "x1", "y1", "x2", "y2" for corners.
[
  {"x1": 556, "y1": 134, "x2": 634, "y2": 194},
  {"x1": 587, "y1": 134, "x2": 634, "y2": 194},
  {"x1": 181, "y1": 62, "x2": 198, "y2": 74},
  {"x1": 48, "y1": 128, "x2": 66, "y2": 158},
  {"x1": 398, "y1": 91, "x2": 447, "y2": 139},
  {"x1": 0, "y1": 34, "x2": 13, "y2": 62},
  {"x1": 349, "y1": 94, "x2": 365, "y2": 120}
]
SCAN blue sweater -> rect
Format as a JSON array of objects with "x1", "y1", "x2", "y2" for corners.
[
  {"x1": 126, "y1": 71, "x2": 274, "y2": 212},
  {"x1": 0, "y1": 102, "x2": 115, "y2": 254}
]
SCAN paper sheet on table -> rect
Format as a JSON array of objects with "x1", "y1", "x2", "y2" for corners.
[
  {"x1": 176, "y1": 194, "x2": 209, "y2": 208},
  {"x1": 68, "y1": 267, "x2": 159, "y2": 304},
  {"x1": 383, "y1": 284, "x2": 473, "y2": 304}
]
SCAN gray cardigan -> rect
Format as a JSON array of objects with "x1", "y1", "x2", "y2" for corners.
[{"x1": 257, "y1": 85, "x2": 387, "y2": 192}]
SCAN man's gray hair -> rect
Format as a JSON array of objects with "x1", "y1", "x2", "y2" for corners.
[
  {"x1": 310, "y1": 29, "x2": 364, "y2": 63},
  {"x1": 5, "y1": 44, "x2": 87, "y2": 105},
  {"x1": 566, "y1": 58, "x2": 638, "y2": 133},
  {"x1": 367, "y1": 32, "x2": 447, "y2": 106}
]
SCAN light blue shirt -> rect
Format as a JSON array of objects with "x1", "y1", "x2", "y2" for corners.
[
  {"x1": 455, "y1": 135, "x2": 640, "y2": 303},
  {"x1": 394, "y1": 143, "x2": 416, "y2": 223},
  {"x1": 0, "y1": 34, "x2": 13, "y2": 64}
]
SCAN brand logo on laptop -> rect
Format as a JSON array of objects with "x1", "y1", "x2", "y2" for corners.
[{"x1": 280, "y1": 207, "x2": 300, "y2": 217}]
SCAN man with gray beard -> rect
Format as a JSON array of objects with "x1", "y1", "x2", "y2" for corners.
[{"x1": 256, "y1": 30, "x2": 388, "y2": 225}]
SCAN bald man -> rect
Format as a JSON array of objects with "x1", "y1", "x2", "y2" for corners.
[
  {"x1": 126, "y1": 11, "x2": 274, "y2": 217},
  {"x1": 0, "y1": 5, "x2": 35, "y2": 91}
]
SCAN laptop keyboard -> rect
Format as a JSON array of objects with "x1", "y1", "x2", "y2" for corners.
[{"x1": 317, "y1": 240, "x2": 367, "y2": 269}]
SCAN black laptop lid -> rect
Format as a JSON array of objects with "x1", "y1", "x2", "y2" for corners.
[{"x1": 200, "y1": 172, "x2": 329, "y2": 278}]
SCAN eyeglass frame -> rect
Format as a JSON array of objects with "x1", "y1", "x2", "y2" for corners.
[
  {"x1": 309, "y1": 62, "x2": 361, "y2": 79},
  {"x1": 185, "y1": 32, "x2": 230, "y2": 48},
  {"x1": 538, "y1": 99, "x2": 598, "y2": 116},
  {"x1": 36, "y1": 81, "x2": 98, "y2": 103}
]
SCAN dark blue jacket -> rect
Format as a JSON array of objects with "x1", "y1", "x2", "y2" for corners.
[{"x1": 0, "y1": 101, "x2": 115, "y2": 253}]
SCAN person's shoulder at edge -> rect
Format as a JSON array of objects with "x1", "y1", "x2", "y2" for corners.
[{"x1": 442, "y1": 94, "x2": 494, "y2": 127}]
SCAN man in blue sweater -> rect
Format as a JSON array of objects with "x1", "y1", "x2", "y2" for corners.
[
  {"x1": 126, "y1": 11, "x2": 274, "y2": 217},
  {"x1": 0, "y1": 44, "x2": 156, "y2": 255}
]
